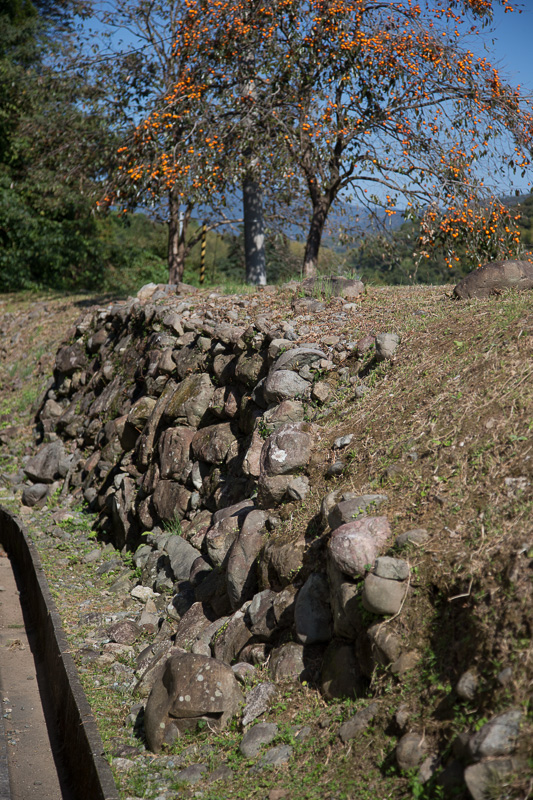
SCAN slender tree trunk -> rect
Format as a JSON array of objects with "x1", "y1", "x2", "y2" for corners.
[
  {"x1": 302, "y1": 196, "x2": 331, "y2": 278},
  {"x1": 243, "y1": 174, "x2": 266, "y2": 285},
  {"x1": 168, "y1": 191, "x2": 190, "y2": 285}
]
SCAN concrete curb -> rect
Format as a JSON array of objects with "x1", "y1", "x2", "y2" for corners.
[{"x1": 0, "y1": 507, "x2": 119, "y2": 800}]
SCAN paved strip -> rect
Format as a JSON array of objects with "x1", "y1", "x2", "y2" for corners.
[{"x1": 0, "y1": 507, "x2": 119, "y2": 800}]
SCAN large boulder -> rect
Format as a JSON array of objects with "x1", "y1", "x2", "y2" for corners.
[
  {"x1": 327, "y1": 517, "x2": 391, "y2": 578},
  {"x1": 24, "y1": 441, "x2": 68, "y2": 484},
  {"x1": 453, "y1": 259, "x2": 533, "y2": 299},
  {"x1": 144, "y1": 653, "x2": 243, "y2": 752}
]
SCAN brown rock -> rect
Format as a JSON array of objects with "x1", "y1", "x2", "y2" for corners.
[
  {"x1": 454, "y1": 259, "x2": 533, "y2": 299},
  {"x1": 144, "y1": 653, "x2": 243, "y2": 752}
]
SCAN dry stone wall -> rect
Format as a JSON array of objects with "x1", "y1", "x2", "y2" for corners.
[{"x1": 29, "y1": 284, "x2": 416, "y2": 716}]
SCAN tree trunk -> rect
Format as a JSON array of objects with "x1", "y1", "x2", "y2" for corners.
[
  {"x1": 303, "y1": 197, "x2": 331, "y2": 278},
  {"x1": 243, "y1": 173, "x2": 266, "y2": 286},
  {"x1": 167, "y1": 191, "x2": 188, "y2": 285}
]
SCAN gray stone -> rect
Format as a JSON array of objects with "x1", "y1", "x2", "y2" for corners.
[
  {"x1": 263, "y1": 370, "x2": 310, "y2": 404},
  {"x1": 327, "y1": 517, "x2": 391, "y2": 578},
  {"x1": 240, "y1": 723, "x2": 278, "y2": 757},
  {"x1": 396, "y1": 732, "x2": 428, "y2": 770},
  {"x1": 242, "y1": 682, "x2": 277, "y2": 727},
  {"x1": 164, "y1": 373, "x2": 215, "y2": 427},
  {"x1": 127, "y1": 396, "x2": 157, "y2": 430},
  {"x1": 271, "y1": 346, "x2": 326, "y2": 373},
  {"x1": 362, "y1": 574, "x2": 407, "y2": 616},
  {"x1": 257, "y1": 473, "x2": 310, "y2": 507},
  {"x1": 204, "y1": 516, "x2": 242, "y2": 568},
  {"x1": 259, "y1": 536, "x2": 305, "y2": 590},
  {"x1": 21, "y1": 483, "x2": 49, "y2": 506},
  {"x1": 269, "y1": 643, "x2": 306, "y2": 683},
  {"x1": 164, "y1": 535, "x2": 202, "y2": 582},
  {"x1": 367, "y1": 624, "x2": 403, "y2": 666},
  {"x1": 211, "y1": 610, "x2": 253, "y2": 665},
  {"x1": 191, "y1": 423, "x2": 238, "y2": 465},
  {"x1": 158, "y1": 427, "x2": 195, "y2": 479},
  {"x1": 328, "y1": 494, "x2": 388, "y2": 529},
  {"x1": 464, "y1": 758, "x2": 522, "y2": 800},
  {"x1": 456, "y1": 669, "x2": 478, "y2": 701},
  {"x1": 144, "y1": 653, "x2": 243, "y2": 752},
  {"x1": 260, "y1": 423, "x2": 313, "y2": 476},
  {"x1": 24, "y1": 441, "x2": 66, "y2": 483},
  {"x1": 257, "y1": 744, "x2": 292, "y2": 768},
  {"x1": 454, "y1": 259, "x2": 533, "y2": 299},
  {"x1": 373, "y1": 557, "x2": 410, "y2": 581},
  {"x1": 206, "y1": 763, "x2": 233, "y2": 783},
  {"x1": 396, "y1": 529, "x2": 429, "y2": 548},
  {"x1": 333, "y1": 434, "x2": 354, "y2": 450},
  {"x1": 375, "y1": 332, "x2": 400, "y2": 361},
  {"x1": 173, "y1": 602, "x2": 217, "y2": 651},
  {"x1": 175, "y1": 763, "x2": 208, "y2": 785},
  {"x1": 294, "y1": 573, "x2": 333, "y2": 644},
  {"x1": 338, "y1": 702, "x2": 379, "y2": 743},
  {"x1": 152, "y1": 480, "x2": 191, "y2": 523},
  {"x1": 226, "y1": 510, "x2": 269, "y2": 609},
  {"x1": 232, "y1": 662, "x2": 255, "y2": 684},
  {"x1": 468, "y1": 709, "x2": 523, "y2": 760},
  {"x1": 55, "y1": 343, "x2": 87, "y2": 375}
]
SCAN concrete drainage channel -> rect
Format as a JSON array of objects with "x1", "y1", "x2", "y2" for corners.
[{"x1": 0, "y1": 507, "x2": 118, "y2": 800}]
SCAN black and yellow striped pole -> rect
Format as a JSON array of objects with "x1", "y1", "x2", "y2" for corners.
[{"x1": 200, "y1": 221, "x2": 207, "y2": 284}]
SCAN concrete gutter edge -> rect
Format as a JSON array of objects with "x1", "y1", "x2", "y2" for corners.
[{"x1": 0, "y1": 506, "x2": 119, "y2": 800}]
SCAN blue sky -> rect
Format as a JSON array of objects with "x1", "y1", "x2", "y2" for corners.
[{"x1": 488, "y1": 5, "x2": 533, "y2": 94}]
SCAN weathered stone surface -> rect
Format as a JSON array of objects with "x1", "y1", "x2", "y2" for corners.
[
  {"x1": 263, "y1": 370, "x2": 310, "y2": 404},
  {"x1": 173, "y1": 343, "x2": 206, "y2": 378},
  {"x1": 136, "y1": 379, "x2": 178, "y2": 470},
  {"x1": 454, "y1": 259, "x2": 533, "y2": 299},
  {"x1": 373, "y1": 557, "x2": 410, "y2": 581},
  {"x1": 260, "y1": 423, "x2": 313, "y2": 477},
  {"x1": 321, "y1": 641, "x2": 366, "y2": 700},
  {"x1": 367, "y1": 624, "x2": 403, "y2": 666},
  {"x1": 327, "y1": 560, "x2": 363, "y2": 640},
  {"x1": 242, "y1": 430, "x2": 263, "y2": 478},
  {"x1": 464, "y1": 758, "x2": 523, "y2": 800},
  {"x1": 204, "y1": 515, "x2": 242, "y2": 568},
  {"x1": 226, "y1": 510, "x2": 269, "y2": 609},
  {"x1": 259, "y1": 535, "x2": 305, "y2": 591},
  {"x1": 55, "y1": 343, "x2": 87, "y2": 375},
  {"x1": 396, "y1": 733, "x2": 428, "y2": 770},
  {"x1": 271, "y1": 346, "x2": 326, "y2": 373},
  {"x1": 255, "y1": 744, "x2": 292, "y2": 768},
  {"x1": 338, "y1": 702, "x2": 379, "y2": 743},
  {"x1": 21, "y1": 483, "x2": 49, "y2": 506},
  {"x1": 173, "y1": 602, "x2": 218, "y2": 650},
  {"x1": 246, "y1": 589, "x2": 278, "y2": 639},
  {"x1": 24, "y1": 441, "x2": 67, "y2": 483},
  {"x1": 108, "y1": 620, "x2": 142, "y2": 645},
  {"x1": 294, "y1": 573, "x2": 333, "y2": 644},
  {"x1": 164, "y1": 534, "x2": 202, "y2": 582},
  {"x1": 164, "y1": 373, "x2": 215, "y2": 427},
  {"x1": 263, "y1": 400, "x2": 305, "y2": 427},
  {"x1": 362, "y1": 573, "x2": 407, "y2": 616},
  {"x1": 144, "y1": 653, "x2": 243, "y2": 752},
  {"x1": 191, "y1": 423, "x2": 238, "y2": 465},
  {"x1": 327, "y1": 517, "x2": 391, "y2": 578},
  {"x1": 328, "y1": 494, "x2": 388, "y2": 530},
  {"x1": 158, "y1": 427, "x2": 195, "y2": 479},
  {"x1": 396, "y1": 528, "x2": 429, "y2": 548},
  {"x1": 242, "y1": 682, "x2": 277, "y2": 727},
  {"x1": 468, "y1": 709, "x2": 523, "y2": 760},
  {"x1": 211, "y1": 609, "x2": 253, "y2": 665},
  {"x1": 257, "y1": 473, "x2": 310, "y2": 507},
  {"x1": 269, "y1": 643, "x2": 306, "y2": 683},
  {"x1": 240, "y1": 723, "x2": 278, "y2": 757},
  {"x1": 127, "y1": 396, "x2": 157, "y2": 431},
  {"x1": 152, "y1": 480, "x2": 191, "y2": 523},
  {"x1": 235, "y1": 351, "x2": 269, "y2": 388},
  {"x1": 375, "y1": 333, "x2": 400, "y2": 361},
  {"x1": 456, "y1": 669, "x2": 478, "y2": 701},
  {"x1": 175, "y1": 764, "x2": 208, "y2": 785}
]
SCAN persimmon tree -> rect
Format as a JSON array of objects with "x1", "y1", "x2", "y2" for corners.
[
  {"x1": 141, "y1": 0, "x2": 533, "y2": 278},
  {"x1": 84, "y1": 0, "x2": 245, "y2": 284}
]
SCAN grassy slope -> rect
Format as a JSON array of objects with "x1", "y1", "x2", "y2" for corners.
[{"x1": 0, "y1": 285, "x2": 531, "y2": 800}]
